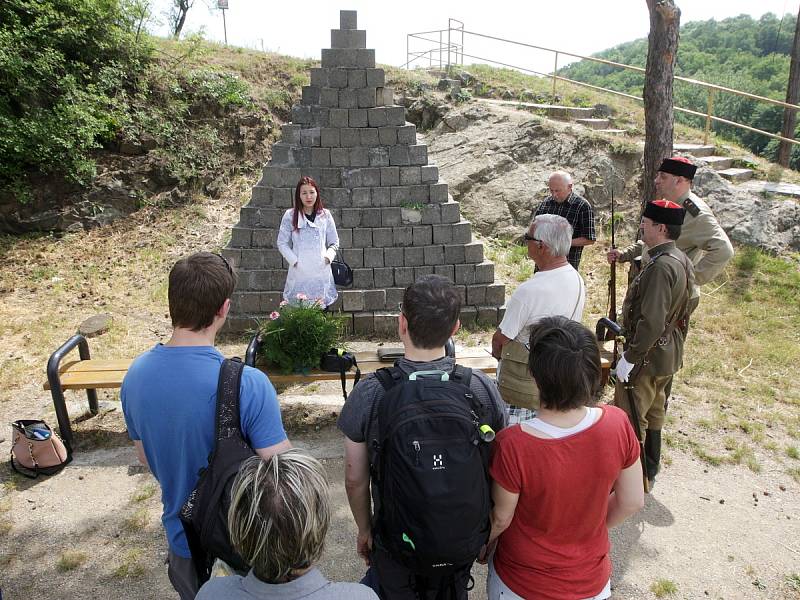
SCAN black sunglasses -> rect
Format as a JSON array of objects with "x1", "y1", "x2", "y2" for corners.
[
  {"x1": 523, "y1": 232, "x2": 543, "y2": 243},
  {"x1": 213, "y1": 252, "x2": 234, "y2": 276}
]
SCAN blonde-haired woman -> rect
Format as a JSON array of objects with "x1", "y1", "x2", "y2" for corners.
[{"x1": 196, "y1": 450, "x2": 377, "y2": 600}]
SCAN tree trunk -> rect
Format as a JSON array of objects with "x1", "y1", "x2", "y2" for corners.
[
  {"x1": 777, "y1": 9, "x2": 800, "y2": 167},
  {"x1": 172, "y1": 0, "x2": 191, "y2": 39},
  {"x1": 642, "y1": 0, "x2": 681, "y2": 206}
]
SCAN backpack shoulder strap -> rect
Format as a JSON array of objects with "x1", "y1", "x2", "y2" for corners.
[
  {"x1": 215, "y1": 358, "x2": 245, "y2": 442},
  {"x1": 375, "y1": 366, "x2": 403, "y2": 391},
  {"x1": 450, "y1": 364, "x2": 473, "y2": 387}
]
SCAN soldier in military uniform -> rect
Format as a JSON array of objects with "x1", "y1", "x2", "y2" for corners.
[
  {"x1": 608, "y1": 156, "x2": 734, "y2": 286},
  {"x1": 613, "y1": 200, "x2": 696, "y2": 490}
]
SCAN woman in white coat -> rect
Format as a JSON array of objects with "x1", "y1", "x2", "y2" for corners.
[{"x1": 277, "y1": 176, "x2": 340, "y2": 307}]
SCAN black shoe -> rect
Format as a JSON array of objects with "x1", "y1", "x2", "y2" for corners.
[{"x1": 648, "y1": 478, "x2": 656, "y2": 491}]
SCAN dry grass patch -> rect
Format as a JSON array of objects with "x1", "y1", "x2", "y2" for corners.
[
  {"x1": 112, "y1": 548, "x2": 146, "y2": 579},
  {"x1": 130, "y1": 482, "x2": 158, "y2": 503},
  {"x1": 56, "y1": 550, "x2": 88, "y2": 572}
]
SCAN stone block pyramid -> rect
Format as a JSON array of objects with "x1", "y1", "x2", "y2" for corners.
[{"x1": 222, "y1": 10, "x2": 506, "y2": 334}]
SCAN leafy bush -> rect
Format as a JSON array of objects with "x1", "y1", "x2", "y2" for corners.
[{"x1": 258, "y1": 295, "x2": 344, "y2": 373}]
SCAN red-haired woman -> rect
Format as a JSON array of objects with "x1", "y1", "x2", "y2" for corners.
[{"x1": 277, "y1": 176, "x2": 340, "y2": 307}]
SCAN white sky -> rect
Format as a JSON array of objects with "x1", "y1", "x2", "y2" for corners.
[{"x1": 149, "y1": 1, "x2": 800, "y2": 73}]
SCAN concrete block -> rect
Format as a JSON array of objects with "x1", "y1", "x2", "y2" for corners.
[
  {"x1": 353, "y1": 228, "x2": 373, "y2": 248},
  {"x1": 330, "y1": 147, "x2": 350, "y2": 166},
  {"x1": 464, "y1": 242, "x2": 484, "y2": 263},
  {"x1": 386, "y1": 287, "x2": 405, "y2": 309},
  {"x1": 414, "y1": 266, "x2": 434, "y2": 280},
  {"x1": 291, "y1": 105, "x2": 311, "y2": 124},
  {"x1": 452, "y1": 221, "x2": 472, "y2": 244},
  {"x1": 270, "y1": 143, "x2": 292, "y2": 166},
  {"x1": 340, "y1": 9, "x2": 357, "y2": 29},
  {"x1": 409, "y1": 144, "x2": 428, "y2": 165},
  {"x1": 389, "y1": 146, "x2": 410, "y2": 166},
  {"x1": 310, "y1": 106, "x2": 330, "y2": 127},
  {"x1": 237, "y1": 292, "x2": 260, "y2": 313},
  {"x1": 475, "y1": 261, "x2": 495, "y2": 284},
  {"x1": 320, "y1": 127, "x2": 340, "y2": 148},
  {"x1": 364, "y1": 247, "x2": 384, "y2": 267},
  {"x1": 273, "y1": 188, "x2": 293, "y2": 208},
  {"x1": 412, "y1": 225, "x2": 432, "y2": 247},
  {"x1": 261, "y1": 292, "x2": 283, "y2": 313},
  {"x1": 342, "y1": 166, "x2": 363, "y2": 188},
  {"x1": 340, "y1": 128, "x2": 360, "y2": 147},
  {"x1": 339, "y1": 89, "x2": 358, "y2": 109},
  {"x1": 404, "y1": 246, "x2": 424, "y2": 266},
  {"x1": 444, "y1": 244, "x2": 465, "y2": 264},
  {"x1": 329, "y1": 109, "x2": 349, "y2": 128},
  {"x1": 381, "y1": 207, "x2": 402, "y2": 227},
  {"x1": 432, "y1": 224, "x2": 453, "y2": 244},
  {"x1": 341, "y1": 209, "x2": 361, "y2": 228},
  {"x1": 342, "y1": 289, "x2": 365, "y2": 311},
  {"x1": 452, "y1": 285, "x2": 467, "y2": 305},
  {"x1": 364, "y1": 289, "x2": 386, "y2": 310},
  {"x1": 352, "y1": 187, "x2": 372, "y2": 207},
  {"x1": 319, "y1": 168, "x2": 342, "y2": 187},
  {"x1": 374, "y1": 312, "x2": 399, "y2": 335},
  {"x1": 326, "y1": 188, "x2": 350, "y2": 208},
  {"x1": 394, "y1": 267, "x2": 414, "y2": 287},
  {"x1": 310, "y1": 68, "x2": 328, "y2": 87},
  {"x1": 376, "y1": 87, "x2": 394, "y2": 106},
  {"x1": 331, "y1": 29, "x2": 366, "y2": 49},
  {"x1": 338, "y1": 228, "x2": 353, "y2": 247},
  {"x1": 353, "y1": 268, "x2": 374, "y2": 288},
  {"x1": 356, "y1": 48, "x2": 376, "y2": 68},
  {"x1": 302, "y1": 85, "x2": 321, "y2": 105},
  {"x1": 250, "y1": 270, "x2": 279, "y2": 291},
  {"x1": 384, "y1": 246, "x2": 404, "y2": 266},
  {"x1": 467, "y1": 284, "x2": 487, "y2": 305},
  {"x1": 369, "y1": 147, "x2": 390, "y2": 167},
  {"x1": 360, "y1": 128, "x2": 380, "y2": 147},
  {"x1": 353, "y1": 312, "x2": 374, "y2": 334},
  {"x1": 311, "y1": 147, "x2": 330, "y2": 167},
  {"x1": 320, "y1": 88, "x2": 339, "y2": 108},
  {"x1": 421, "y1": 204, "x2": 442, "y2": 225},
  {"x1": 372, "y1": 187, "x2": 391, "y2": 206},
  {"x1": 329, "y1": 68, "x2": 349, "y2": 88},
  {"x1": 459, "y1": 306, "x2": 478, "y2": 326},
  {"x1": 350, "y1": 147, "x2": 370, "y2": 167},
  {"x1": 454, "y1": 264, "x2": 475, "y2": 285},
  {"x1": 393, "y1": 226, "x2": 413, "y2": 247},
  {"x1": 400, "y1": 166, "x2": 422, "y2": 185},
  {"x1": 380, "y1": 166, "x2": 400, "y2": 187},
  {"x1": 386, "y1": 106, "x2": 406, "y2": 126},
  {"x1": 349, "y1": 108, "x2": 368, "y2": 128},
  {"x1": 281, "y1": 124, "x2": 302, "y2": 145},
  {"x1": 347, "y1": 68, "x2": 367, "y2": 88},
  {"x1": 362, "y1": 167, "x2": 381, "y2": 187},
  {"x1": 378, "y1": 126, "x2": 398, "y2": 145},
  {"x1": 300, "y1": 128, "x2": 321, "y2": 147},
  {"x1": 263, "y1": 249, "x2": 284, "y2": 269},
  {"x1": 342, "y1": 248, "x2": 364, "y2": 268},
  {"x1": 362, "y1": 208, "x2": 382, "y2": 228},
  {"x1": 338, "y1": 313, "x2": 354, "y2": 335},
  {"x1": 440, "y1": 201, "x2": 460, "y2": 223},
  {"x1": 372, "y1": 227, "x2": 393, "y2": 247},
  {"x1": 366, "y1": 68, "x2": 386, "y2": 87},
  {"x1": 367, "y1": 108, "x2": 388, "y2": 127},
  {"x1": 409, "y1": 185, "x2": 430, "y2": 203},
  {"x1": 434, "y1": 264, "x2": 455, "y2": 281},
  {"x1": 260, "y1": 167, "x2": 281, "y2": 186},
  {"x1": 221, "y1": 248, "x2": 242, "y2": 269},
  {"x1": 358, "y1": 87, "x2": 377, "y2": 108},
  {"x1": 477, "y1": 306, "x2": 499, "y2": 326},
  {"x1": 321, "y1": 48, "x2": 357, "y2": 68},
  {"x1": 327, "y1": 295, "x2": 343, "y2": 312},
  {"x1": 486, "y1": 283, "x2": 506, "y2": 306},
  {"x1": 239, "y1": 248, "x2": 263, "y2": 269},
  {"x1": 420, "y1": 165, "x2": 439, "y2": 183},
  {"x1": 424, "y1": 245, "x2": 445, "y2": 266},
  {"x1": 397, "y1": 125, "x2": 416, "y2": 144},
  {"x1": 327, "y1": 208, "x2": 341, "y2": 224},
  {"x1": 373, "y1": 267, "x2": 394, "y2": 289},
  {"x1": 390, "y1": 186, "x2": 412, "y2": 205}
]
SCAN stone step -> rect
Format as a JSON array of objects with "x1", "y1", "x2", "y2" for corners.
[
  {"x1": 698, "y1": 155, "x2": 734, "y2": 170},
  {"x1": 602, "y1": 129, "x2": 628, "y2": 135},
  {"x1": 477, "y1": 98, "x2": 594, "y2": 119},
  {"x1": 673, "y1": 143, "x2": 716, "y2": 157},
  {"x1": 718, "y1": 167, "x2": 754, "y2": 183},
  {"x1": 575, "y1": 118, "x2": 610, "y2": 130},
  {"x1": 738, "y1": 180, "x2": 800, "y2": 197}
]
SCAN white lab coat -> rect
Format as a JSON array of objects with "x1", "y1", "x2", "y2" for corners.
[{"x1": 276, "y1": 208, "x2": 340, "y2": 307}]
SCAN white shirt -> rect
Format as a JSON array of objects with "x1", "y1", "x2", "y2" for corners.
[{"x1": 498, "y1": 264, "x2": 586, "y2": 345}]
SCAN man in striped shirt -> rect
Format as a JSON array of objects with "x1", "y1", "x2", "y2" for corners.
[{"x1": 532, "y1": 171, "x2": 596, "y2": 270}]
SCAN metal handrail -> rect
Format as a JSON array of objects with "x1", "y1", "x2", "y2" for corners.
[{"x1": 407, "y1": 22, "x2": 800, "y2": 147}]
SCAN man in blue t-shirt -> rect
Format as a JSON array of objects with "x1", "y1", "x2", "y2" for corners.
[{"x1": 122, "y1": 252, "x2": 291, "y2": 600}]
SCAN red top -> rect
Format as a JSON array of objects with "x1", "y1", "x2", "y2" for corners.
[{"x1": 490, "y1": 405, "x2": 639, "y2": 600}]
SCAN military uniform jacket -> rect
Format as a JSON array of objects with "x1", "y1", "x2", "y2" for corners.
[
  {"x1": 619, "y1": 191, "x2": 733, "y2": 285},
  {"x1": 621, "y1": 241, "x2": 696, "y2": 376}
]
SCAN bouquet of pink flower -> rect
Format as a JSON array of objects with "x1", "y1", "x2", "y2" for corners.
[{"x1": 257, "y1": 294, "x2": 344, "y2": 373}]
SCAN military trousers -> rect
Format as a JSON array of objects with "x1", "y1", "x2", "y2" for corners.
[{"x1": 613, "y1": 374, "x2": 672, "y2": 436}]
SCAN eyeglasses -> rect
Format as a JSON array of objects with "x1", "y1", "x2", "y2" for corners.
[
  {"x1": 523, "y1": 232, "x2": 543, "y2": 243},
  {"x1": 213, "y1": 252, "x2": 234, "y2": 276}
]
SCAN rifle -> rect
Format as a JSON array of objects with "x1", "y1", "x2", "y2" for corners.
[{"x1": 606, "y1": 191, "x2": 618, "y2": 343}]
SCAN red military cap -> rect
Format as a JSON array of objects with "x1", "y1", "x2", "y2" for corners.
[{"x1": 643, "y1": 199, "x2": 686, "y2": 225}]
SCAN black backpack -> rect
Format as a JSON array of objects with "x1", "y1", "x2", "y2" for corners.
[
  {"x1": 180, "y1": 358, "x2": 254, "y2": 584},
  {"x1": 369, "y1": 365, "x2": 492, "y2": 583}
]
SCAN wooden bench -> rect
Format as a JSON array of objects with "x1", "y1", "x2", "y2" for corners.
[{"x1": 45, "y1": 334, "x2": 613, "y2": 448}]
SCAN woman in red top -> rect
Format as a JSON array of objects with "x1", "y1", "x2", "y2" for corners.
[{"x1": 485, "y1": 316, "x2": 644, "y2": 600}]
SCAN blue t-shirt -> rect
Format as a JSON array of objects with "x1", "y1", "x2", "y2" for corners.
[{"x1": 121, "y1": 344, "x2": 287, "y2": 557}]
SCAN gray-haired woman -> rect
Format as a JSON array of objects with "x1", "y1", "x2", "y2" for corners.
[{"x1": 196, "y1": 449, "x2": 377, "y2": 600}]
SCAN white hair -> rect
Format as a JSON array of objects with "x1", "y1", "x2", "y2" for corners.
[{"x1": 531, "y1": 214, "x2": 573, "y2": 257}]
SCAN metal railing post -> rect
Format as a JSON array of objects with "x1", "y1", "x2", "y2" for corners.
[
  {"x1": 439, "y1": 31, "x2": 443, "y2": 71},
  {"x1": 552, "y1": 52, "x2": 559, "y2": 101},
  {"x1": 704, "y1": 89, "x2": 716, "y2": 146},
  {"x1": 406, "y1": 34, "x2": 409, "y2": 70},
  {"x1": 447, "y1": 25, "x2": 451, "y2": 72}
]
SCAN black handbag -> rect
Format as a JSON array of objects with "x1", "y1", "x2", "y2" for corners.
[
  {"x1": 330, "y1": 251, "x2": 353, "y2": 287},
  {"x1": 320, "y1": 348, "x2": 360, "y2": 400}
]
